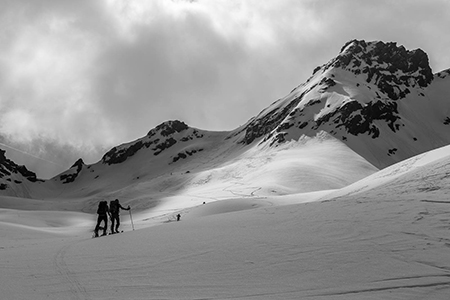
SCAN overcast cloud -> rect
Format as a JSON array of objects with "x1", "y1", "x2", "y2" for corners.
[{"x1": 1, "y1": 0, "x2": 449, "y2": 179}]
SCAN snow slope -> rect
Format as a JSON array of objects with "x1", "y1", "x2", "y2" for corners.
[
  {"x1": 0, "y1": 128, "x2": 378, "y2": 217},
  {"x1": 2, "y1": 144, "x2": 450, "y2": 299},
  {"x1": 2, "y1": 39, "x2": 450, "y2": 299}
]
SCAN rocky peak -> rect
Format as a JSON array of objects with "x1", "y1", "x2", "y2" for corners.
[
  {"x1": 325, "y1": 39, "x2": 433, "y2": 100},
  {"x1": 235, "y1": 38, "x2": 450, "y2": 171},
  {"x1": 240, "y1": 39, "x2": 436, "y2": 146},
  {"x1": 70, "y1": 158, "x2": 85, "y2": 169},
  {"x1": 59, "y1": 158, "x2": 85, "y2": 184},
  {"x1": 147, "y1": 120, "x2": 189, "y2": 138},
  {"x1": 334, "y1": 40, "x2": 432, "y2": 78},
  {"x1": 102, "y1": 120, "x2": 203, "y2": 165}
]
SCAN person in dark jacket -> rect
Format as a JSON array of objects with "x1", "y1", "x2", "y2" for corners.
[
  {"x1": 109, "y1": 199, "x2": 130, "y2": 234},
  {"x1": 94, "y1": 201, "x2": 110, "y2": 237}
]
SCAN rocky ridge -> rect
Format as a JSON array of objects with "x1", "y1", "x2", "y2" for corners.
[
  {"x1": 0, "y1": 149, "x2": 42, "y2": 191},
  {"x1": 59, "y1": 158, "x2": 85, "y2": 184},
  {"x1": 330, "y1": 39, "x2": 433, "y2": 99},
  {"x1": 102, "y1": 120, "x2": 205, "y2": 165}
]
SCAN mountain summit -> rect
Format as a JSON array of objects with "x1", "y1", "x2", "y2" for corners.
[
  {"x1": 239, "y1": 39, "x2": 450, "y2": 168},
  {"x1": 1, "y1": 39, "x2": 450, "y2": 205},
  {"x1": 332, "y1": 39, "x2": 433, "y2": 97}
]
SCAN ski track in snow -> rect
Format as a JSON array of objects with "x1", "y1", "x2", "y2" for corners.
[{"x1": 53, "y1": 242, "x2": 91, "y2": 300}]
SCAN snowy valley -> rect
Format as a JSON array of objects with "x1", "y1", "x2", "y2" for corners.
[{"x1": 2, "y1": 40, "x2": 450, "y2": 299}]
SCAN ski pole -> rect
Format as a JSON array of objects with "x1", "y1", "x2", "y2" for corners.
[{"x1": 129, "y1": 208, "x2": 135, "y2": 231}]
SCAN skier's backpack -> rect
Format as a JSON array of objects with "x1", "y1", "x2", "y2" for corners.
[
  {"x1": 110, "y1": 200, "x2": 118, "y2": 215},
  {"x1": 97, "y1": 201, "x2": 107, "y2": 215}
]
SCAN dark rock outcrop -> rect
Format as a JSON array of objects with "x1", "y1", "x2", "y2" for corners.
[
  {"x1": 329, "y1": 40, "x2": 433, "y2": 100},
  {"x1": 60, "y1": 158, "x2": 85, "y2": 184},
  {"x1": 102, "y1": 120, "x2": 204, "y2": 165},
  {"x1": 0, "y1": 149, "x2": 41, "y2": 189}
]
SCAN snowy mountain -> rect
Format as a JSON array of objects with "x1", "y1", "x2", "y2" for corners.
[
  {"x1": 3, "y1": 40, "x2": 450, "y2": 299},
  {"x1": 1, "y1": 39, "x2": 450, "y2": 212},
  {"x1": 238, "y1": 39, "x2": 450, "y2": 168}
]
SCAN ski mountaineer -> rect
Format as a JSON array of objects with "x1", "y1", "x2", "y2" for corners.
[
  {"x1": 94, "y1": 201, "x2": 110, "y2": 237},
  {"x1": 109, "y1": 199, "x2": 130, "y2": 234}
]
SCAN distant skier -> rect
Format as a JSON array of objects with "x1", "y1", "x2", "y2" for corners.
[
  {"x1": 176, "y1": 213, "x2": 181, "y2": 221},
  {"x1": 109, "y1": 199, "x2": 130, "y2": 234},
  {"x1": 94, "y1": 201, "x2": 110, "y2": 237}
]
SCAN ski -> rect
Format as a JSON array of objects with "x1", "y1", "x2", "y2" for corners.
[
  {"x1": 92, "y1": 233, "x2": 108, "y2": 238},
  {"x1": 108, "y1": 231, "x2": 124, "y2": 235},
  {"x1": 92, "y1": 230, "x2": 124, "y2": 238}
]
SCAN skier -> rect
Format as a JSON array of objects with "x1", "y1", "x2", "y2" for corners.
[
  {"x1": 94, "y1": 201, "x2": 110, "y2": 237},
  {"x1": 109, "y1": 199, "x2": 130, "y2": 234},
  {"x1": 176, "y1": 213, "x2": 181, "y2": 221}
]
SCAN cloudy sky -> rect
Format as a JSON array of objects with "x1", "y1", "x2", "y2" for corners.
[{"x1": 0, "y1": 0, "x2": 449, "y2": 179}]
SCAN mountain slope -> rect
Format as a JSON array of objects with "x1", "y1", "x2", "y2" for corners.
[
  {"x1": 0, "y1": 122, "x2": 377, "y2": 214},
  {"x1": 1, "y1": 39, "x2": 450, "y2": 212},
  {"x1": 239, "y1": 40, "x2": 450, "y2": 169}
]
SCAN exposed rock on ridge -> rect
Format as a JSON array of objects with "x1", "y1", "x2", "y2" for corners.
[
  {"x1": 330, "y1": 39, "x2": 433, "y2": 100},
  {"x1": 102, "y1": 120, "x2": 204, "y2": 165},
  {"x1": 59, "y1": 158, "x2": 85, "y2": 184},
  {"x1": 0, "y1": 149, "x2": 41, "y2": 191}
]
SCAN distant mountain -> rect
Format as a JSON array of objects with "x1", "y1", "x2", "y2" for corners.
[{"x1": 1, "y1": 40, "x2": 450, "y2": 207}]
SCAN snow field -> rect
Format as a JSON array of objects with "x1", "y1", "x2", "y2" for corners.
[
  {"x1": 3, "y1": 183, "x2": 450, "y2": 299},
  {"x1": 2, "y1": 144, "x2": 450, "y2": 299}
]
